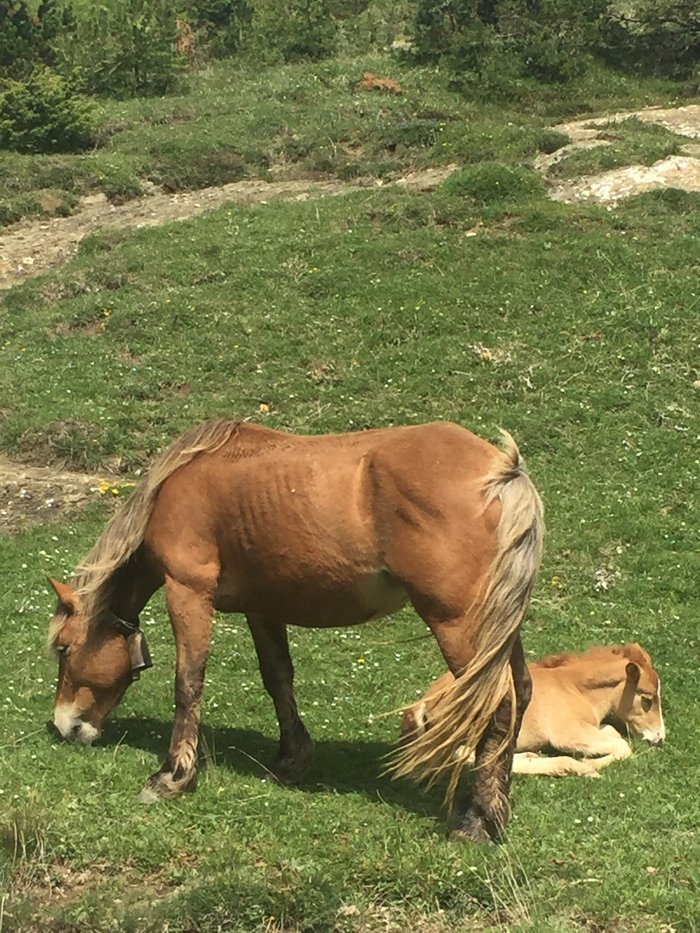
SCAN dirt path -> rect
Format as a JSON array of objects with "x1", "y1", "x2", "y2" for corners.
[
  {"x1": 0, "y1": 457, "x2": 117, "y2": 534},
  {"x1": 0, "y1": 167, "x2": 455, "y2": 291}
]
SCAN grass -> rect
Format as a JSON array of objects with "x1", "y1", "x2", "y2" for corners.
[
  {"x1": 0, "y1": 54, "x2": 694, "y2": 229},
  {"x1": 1, "y1": 52, "x2": 699, "y2": 932}
]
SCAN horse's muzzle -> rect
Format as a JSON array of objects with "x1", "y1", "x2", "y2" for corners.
[{"x1": 53, "y1": 706, "x2": 100, "y2": 745}]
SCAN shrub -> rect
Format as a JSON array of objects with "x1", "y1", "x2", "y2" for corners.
[
  {"x1": 410, "y1": 0, "x2": 608, "y2": 91},
  {"x1": 49, "y1": 0, "x2": 182, "y2": 98},
  {"x1": 184, "y1": 0, "x2": 252, "y2": 56},
  {"x1": 601, "y1": 0, "x2": 700, "y2": 80},
  {"x1": 246, "y1": 0, "x2": 337, "y2": 62},
  {"x1": 0, "y1": 0, "x2": 51, "y2": 79},
  {"x1": 0, "y1": 67, "x2": 96, "y2": 153}
]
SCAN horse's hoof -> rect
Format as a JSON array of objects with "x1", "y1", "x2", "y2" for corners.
[
  {"x1": 272, "y1": 758, "x2": 310, "y2": 786},
  {"x1": 451, "y1": 807, "x2": 500, "y2": 844},
  {"x1": 272, "y1": 739, "x2": 315, "y2": 785},
  {"x1": 451, "y1": 824, "x2": 494, "y2": 844},
  {"x1": 138, "y1": 767, "x2": 197, "y2": 802},
  {"x1": 138, "y1": 784, "x2": 162, "y2": 804}
]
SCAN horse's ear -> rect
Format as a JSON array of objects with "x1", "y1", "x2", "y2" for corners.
[
  {"x1": 625, "y1": 661, "x2": 641, "y2": 684},
  {"x1": 47, "y1": 577, "x2": 79, "y2": 614}
]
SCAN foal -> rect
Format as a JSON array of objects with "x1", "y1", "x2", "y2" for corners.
[{"x1": 402, "y1": 643, "x2": 665, "y2": 776}]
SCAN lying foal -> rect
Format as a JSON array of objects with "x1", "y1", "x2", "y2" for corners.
[{"x1": 402, "y1": 643, "x2": 665, "y2": 777}]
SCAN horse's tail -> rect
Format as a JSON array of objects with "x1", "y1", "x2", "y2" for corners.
[
  {"x1": 388, "y1": 431, "x2": 544, "y2": 808},
  {"x1": 75, "y1": 419, "x2": 241, "y2": 625}
]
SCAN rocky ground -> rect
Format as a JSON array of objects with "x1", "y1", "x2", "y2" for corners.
[{"x1": 543, "y1": 104, "x2": 700, "y2": 203}]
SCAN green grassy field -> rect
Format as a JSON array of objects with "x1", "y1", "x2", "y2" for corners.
[
  {"x1": 0, "y1": 53, "x2": 691, "y2": 228},
  {"x1": 1, "y1": 53, "x2": 699, "y2": 932}
]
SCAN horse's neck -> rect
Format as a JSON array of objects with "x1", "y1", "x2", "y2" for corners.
[
  {"x1": 108, "y1": 554, "x2": 160, "y2": 623},
  {"x1": 573, "y1": 661, "x2": 626, "y2": 722}
]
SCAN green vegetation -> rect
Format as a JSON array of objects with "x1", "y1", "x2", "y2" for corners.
[
  {"x1": 0, "y1": 66, "x2": 96, "y2": 153},
  {"x1": 1, "y1": 130, "x2": 699, "y2": 928},
  {"x1": 0, "y1": 52, "x2": 692, "y2": 229},
  {"x1": 1, "y1": 1, "x2": 699, "y2": 925}
]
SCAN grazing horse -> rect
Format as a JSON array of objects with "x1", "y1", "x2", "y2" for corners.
[
  {"x1": 47, "y1": 419, "x2": 543, "y2": 842},
  {"x1": 401, "y1": 643, "x2": 665, "y2": 777}
]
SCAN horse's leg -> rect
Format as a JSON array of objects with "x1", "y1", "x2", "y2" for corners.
[
  {"x1": 511, "y1": 635, "x2": 532, "y2": 742},
  {"x1": 452, "y1": 633, "x2": 528, "y2": 844},
  {"x1": 139, "y1": 577, "x2": 213, "y2": 802},
  {"x1": 247, "y1": 614, "x2": 314, "y2": 784}
]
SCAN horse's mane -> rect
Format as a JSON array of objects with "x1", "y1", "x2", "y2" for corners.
[
  {"x1": 74, "y1": 419, "x2": 241, "y2": 628},
  {"x1": 533, "y1": 642, "x2": 652, "y2": 671}
]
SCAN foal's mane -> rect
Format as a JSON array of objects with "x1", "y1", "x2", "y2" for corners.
[
  {"x1": 534, "y1": 642, "x2": 652, "y2": 671},
  {"x1": 74, "y1": 419, "x2": 240, "y2": 628}
]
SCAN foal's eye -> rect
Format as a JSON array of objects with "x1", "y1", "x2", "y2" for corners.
[
  {"x1": 640, "y1": 696, "x2": 653, "y2": 712},
  {"x1": 56, "y1": 645, "x2": 71, "y2": 658}
]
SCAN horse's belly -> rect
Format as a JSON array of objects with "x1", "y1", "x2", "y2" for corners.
[{"x1": 214, "y1": 567, "x2": 408, "y2": 626}]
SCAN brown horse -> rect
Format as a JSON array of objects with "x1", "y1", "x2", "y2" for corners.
[
  {"x1": 402, "y1": 643, "x2": 665, "y2": 777},
  {"x1": 47, "y1": 419, "x2": 543, "y2": 842}
]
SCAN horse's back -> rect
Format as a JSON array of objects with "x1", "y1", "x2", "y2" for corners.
[{"x1": 144, "y1": 421, "x2": 505, "y2": 624}]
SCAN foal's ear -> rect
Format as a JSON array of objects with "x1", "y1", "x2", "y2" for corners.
[
  {"x1": 47, "y1": 577, "x2": 79, "y2": 615},
  {"x1": 625, "y1": 661, "x2": 641, "y2": 684}
]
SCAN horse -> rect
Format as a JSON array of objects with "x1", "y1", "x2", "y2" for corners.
[
  {"x1": 401, "y1": 643, "x2": 665, "y2": 777},
  {"x1": 46, "y1": 418, "x2": 544, "y2": 842}
]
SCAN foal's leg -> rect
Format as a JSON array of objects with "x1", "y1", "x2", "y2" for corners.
[
  {"x1": 512, "y1": 753, "x2": 603, "y2": 777},
  {"x1": 246, "y1": 614, "x2": 314, "y2": 784},
  {"x1": 551, "y1": 723, "x2": 632, "y2": 766},
  {"x1": 139, "y1": 577, "x2": 213, "y2": 802}
]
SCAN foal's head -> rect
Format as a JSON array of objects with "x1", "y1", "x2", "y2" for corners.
[
  {"x1": 612, "y1": 643, "x2": 665, "y2": 746},
  {"x1": 47, "y1": 579, "x2": 138, "y2": 744}
]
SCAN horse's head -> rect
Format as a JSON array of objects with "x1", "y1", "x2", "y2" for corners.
[
  {"x1": 47, "y1": 578, "x2": 148, "y2": 744},
  {"x1": 615, "y1": 643, "x2": 665, "y2": 746}
]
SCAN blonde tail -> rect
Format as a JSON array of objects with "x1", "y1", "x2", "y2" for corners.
[{"x1": 389, "y1": 432, "x2": 544, "y2": 808}]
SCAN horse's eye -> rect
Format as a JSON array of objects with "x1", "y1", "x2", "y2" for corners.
[
  {"x1": 57, "y1": 645, "x2": 71, "y2": 658},
  {"x1": 641, "y1": 696, "x2": 653, "y2": 712}
]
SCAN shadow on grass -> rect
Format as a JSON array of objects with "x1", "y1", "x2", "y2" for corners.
[{"x1": 101, "y1": 716, "x2": 451, "y2": 823}]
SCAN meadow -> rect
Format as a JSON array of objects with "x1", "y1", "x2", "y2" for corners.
[{"x1": 1, "y1": 52, "x2": 699, "y2": 932}]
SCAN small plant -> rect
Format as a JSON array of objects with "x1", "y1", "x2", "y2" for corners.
[
  {"x1": 441, "y1": 162, "x2": 544, "y2": 205},
  {"x1": 0, "y1": 67, "x2": 96, "y2": 153}
]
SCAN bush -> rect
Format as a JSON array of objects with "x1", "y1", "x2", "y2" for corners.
[
  {"x1": 410, "y1": 0, "x2": 608, "y2": 91},
  {"x1": 184, "y1": 0, "x2": 252, "y2": 56},
  {"x1": 0, "y1": 67, "x2": 96, "y2": 153},
  {"x1": 50, "y1": 0, "x2": 182, "y2": 98},
  {"x1": 247, "y1": 0, "x2": 337, "y2": 62},
  {"x1": 0, "y1": 1, "x2": 51, "y2": 79}
]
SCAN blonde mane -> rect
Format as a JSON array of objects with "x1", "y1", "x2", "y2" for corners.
[{"x1": 73, "y1": 419, "x2": 241, "y2": 628}]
